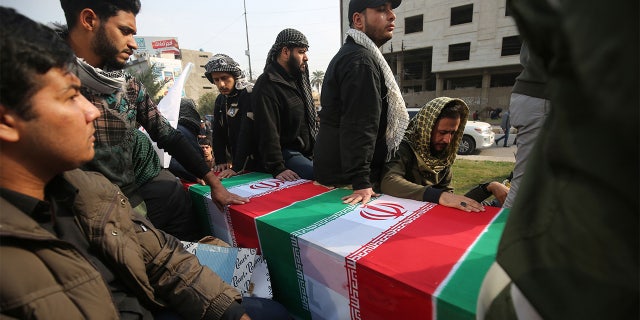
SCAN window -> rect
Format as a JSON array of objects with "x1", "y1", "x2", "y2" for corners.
[
  {"x1": 405, "y1": 15, "x2": 423, "y2": 34},
  {"x1": 448, "y1": 42, "x2": 471, "y2": 62},
  {"x1": 199, "y1": 54, "x2": 209, "y2": 58},
  {"x1": 444, "y1": 76, "x2": 482, "y2": 90},
  {"x1": 403, "y1": 61, "x2": 424, "y2": 80},
  {"x1": 490, "y1": 72, "x2": 519, "y2": 87},
  {"x1": 451, "y1": 4, "x2": 473, "y2": 25},
  {"x1": 505, "y1": 5, "x2": 512, "y2": 16},
  {"x1": 501, "y1": 36, "x2": 522, "y2": 56},
  {"x1": 203, "y1": 86, "x2": 213, "y2": 89}
]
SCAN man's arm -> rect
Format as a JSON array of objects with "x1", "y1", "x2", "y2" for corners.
[
  {"x1": 380, "y1": 143, "x2": 430, "y2": 201},
  {"x1": 132, "y1": 78, "x2": 248, "y2": 208},
  {"x1": 338, "y1": 58, "x2": 383, "y2": 191},
  {"x1": 132, "y1": 214, "x2": 250, "y2": 319}
]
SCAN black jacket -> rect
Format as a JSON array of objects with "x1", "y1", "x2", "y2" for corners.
[
  {"x1": 252, "y1": 63, "x2": 313, "y2": 176},
  {"x1": 213, "y1": 88, "x2": 260, "y2": 172},
  {"x1": 314, "y1": 37, "x2": 388, "y2": 190}
]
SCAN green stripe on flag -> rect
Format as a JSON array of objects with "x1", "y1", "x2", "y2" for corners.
[
  {"x1": 434, "y1": 208, "x2": 509, "y2": 320},
  {"x1": 188, "y1": 172, "x2": 273, "y2": 237},
  {"x1": 188, "y1": 172, "x2": 273, "y2": 196},
  {"x1": 221, "y1": 172, "x2": 273, "y2": 188},
  {"x1": 255, "y1": 188, "x2": 352, "y2": 320}
]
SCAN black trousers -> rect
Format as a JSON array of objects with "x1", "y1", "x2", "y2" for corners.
[{"x1": 138, "y1": 169, "x2": 203, "y2": 241}]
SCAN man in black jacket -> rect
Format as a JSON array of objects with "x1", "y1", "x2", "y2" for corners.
[
  {"x1": 205, "y1": 54, "x2": 260, "y2": 178},
  {"x1": 314, "y1": 0, "x2": 409, "y2": 205},
  {"x1": 252, "y1": 28, "x2": 317, "y2": 181}
]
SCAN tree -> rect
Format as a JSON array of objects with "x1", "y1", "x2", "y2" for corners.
[
  {"x1": 198, "y1": 91, "x2": 218, "y2": 116},
  {"x1": 310, "y1": 70, "x2": 325, "y2": 93},
  {"x1": 129, "y1": 63, "x2": 170, "y2": 104}
]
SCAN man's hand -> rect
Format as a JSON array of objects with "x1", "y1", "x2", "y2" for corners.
[
  {"x1": 218, "y1": 168, "x2": 238, "y2": 179},
  {"x1": 275, "y1": 169, "x2": 299, "y2": 181},
  {"x1": 342, "y1": 188, "x2": 379, "y2": 206},
  {"x1": 439, "y1": 192, "x2": 485, "y2": 212},
  {"x1": 486, "y1": 181, "x2": 509, "y2": 205},
  {"x1": 203, "y1": 171, "x2": 249, "y2": 210},
  {"x1": 240, "y1": 314, "x2": 251, "y2": 320},
  {"x1": 214, "y1": 163, "x2": 231, "y2": 172}
]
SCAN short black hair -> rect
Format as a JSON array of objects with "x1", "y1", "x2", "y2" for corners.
[
  {"x1": 0, "y1": 7, "x2": 76, "y2": 119},
  {"x1": 60, "y1": 0, "x2": 141, "y2": 30},
  {"x1": 198, "y1": 137, "x2": 211, "y2": 147}
]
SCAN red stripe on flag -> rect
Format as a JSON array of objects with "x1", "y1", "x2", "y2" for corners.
[
  {"x1": 352, "y1": 205, "x2": 500, "y2": 320},
  {"x1": 228, "y1": 181, "x2": 331, "y2": 250}
]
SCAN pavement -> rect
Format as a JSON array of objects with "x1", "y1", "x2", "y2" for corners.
[{"x1": 457, "y1": 133, "x2": 517, "y2": 162}]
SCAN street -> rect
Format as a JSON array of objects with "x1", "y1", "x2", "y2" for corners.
[{"x1": 458, "y1": 133, "x2": 517, "y2": 162}]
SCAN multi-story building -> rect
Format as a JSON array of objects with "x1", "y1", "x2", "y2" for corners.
[
  {"x1": 339, "y1": 0, "x2": 522, "y2": 115},
  {"x1": 180, "y1": 49, "x2": 219, "y2": 101},
  {"x1": 128, "y1": 37, "x2": 218, "y2": 103}
]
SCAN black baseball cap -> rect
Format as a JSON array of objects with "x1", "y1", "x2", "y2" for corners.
[{"x1": 348, "y1": 0, "x2": 402, "y2": 24}]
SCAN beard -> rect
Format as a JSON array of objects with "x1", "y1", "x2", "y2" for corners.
[
  {"x1": 286, "y1": 55, "x2": 303, "y2": 78},
  {"x1": 363, "y1": 16, "x2": 392, "y2": 47},
  {"x1": 92, "y1": 25, "x2": 127, "y2": 70}
]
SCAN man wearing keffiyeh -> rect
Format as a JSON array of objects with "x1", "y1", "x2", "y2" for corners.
[
  {"x1": 314, "y1": 0, "x2": 410, "y2": 206},
  {"x1": 380, "y1": 97, "x2": 508, "y2": 212},
  {"x1": 252, "y1": 28, "x2": 317, "y2": 181},
  {"x1": 204, "y1": 54, "x2": 261, "y2": 179}
]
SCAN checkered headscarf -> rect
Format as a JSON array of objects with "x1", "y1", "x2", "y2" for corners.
[
  {"x1": 404, "y1": 97, "x2": 469, "y2": 169},
  {"x1": 204, "y1": 54, "x2": 252, "y2": 91},
  {"x1": 264, "y1": 28, "x2": 318, "y2": 139},
  {"x1": 205, "y1": 54, "x2": 242, "y2": 78},
  {"x1": 264, "y1": 28, "x2": 309, "y2": 70}
]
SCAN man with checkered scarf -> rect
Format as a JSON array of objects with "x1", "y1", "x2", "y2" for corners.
[
  {"x1": 252, "y1": 28, "x2": 317, "y2": 181},
  {"x1": 314, "y1": 0, "x2": 410, "y2": 206},
  {"x1": 380, "y1": 97, "x2": 508, "y2": 211},
  {"x1": 204, "y1": 54, "x2": 262, "y2": 178}
]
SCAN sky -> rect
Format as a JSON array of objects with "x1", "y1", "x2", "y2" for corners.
[{"x1": 2, "y1": 0, "x2": 344, "y2": 79}]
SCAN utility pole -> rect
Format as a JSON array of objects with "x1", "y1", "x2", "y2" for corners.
[{"x1": 243, "y1": 0, "x2": 253, "y2": 81}]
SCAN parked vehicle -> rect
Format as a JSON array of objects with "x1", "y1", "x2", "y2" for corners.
[
  {"x1": 458, "y1": 121, "x2": 495, "y2": 155},
  {"x1": 407, "y1": 108, "x2": 495, "y2": 155}
]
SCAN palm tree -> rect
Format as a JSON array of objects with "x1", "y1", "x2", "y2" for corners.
[
  {"x1": 310, "y1": 70, "x2": 325, "y2": 93},
  {"x1": 129, "y1": 63, "x2": 170, "y2": 103},
  {"x1": 197, "y1": 91, "x2": 218, "y2": 116}
]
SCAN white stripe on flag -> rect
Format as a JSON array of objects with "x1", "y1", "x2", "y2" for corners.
[{"x1": 290, "y1": 196, "x2": 435, "y2": 319}]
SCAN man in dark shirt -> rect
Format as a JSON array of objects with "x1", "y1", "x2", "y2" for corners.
[
  {"x1": 252, "y1": 28, "x2": 317, "y2": 181},
  {"x1": 204, "y1": 54, "x2": 260, "y2": 178},
  {"x1": 314, "y1": 0, "x2": 409, "y2": 205}
]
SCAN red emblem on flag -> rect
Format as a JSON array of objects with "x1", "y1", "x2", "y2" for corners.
[
  {"x1": 360, "y1": 202, "x2": 406, "y2": 220},
  {"x1": 249, "y1": 179, "x2": 284, "y2": 190}
]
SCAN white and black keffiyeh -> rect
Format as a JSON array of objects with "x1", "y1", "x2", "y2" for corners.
[
  {"x1": 204, "y1": 54, "x2": 253, "y2": 91},
  {"x1": 265, "y1": 28, "x2": 309, "y2": 70},
  {"x1": 73, "y1": 57, "x2": 126, "y2": 94},
  {"x1": 346, "y1": 28, "x2": 410, "y2": 160},
  {"x1": 265, "y1": 28, "x2": 318, "y2": 139}
]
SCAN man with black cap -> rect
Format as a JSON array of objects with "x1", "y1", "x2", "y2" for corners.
[
  {"x1": 204, "y1": 54, "x2": 260, "y2": 178},
  {"x1": 252, "y1": 28, "x2": 317, "y2": 181},
  {"x1": 314, "y1": 0, "x2": 409, "y2": 206}
]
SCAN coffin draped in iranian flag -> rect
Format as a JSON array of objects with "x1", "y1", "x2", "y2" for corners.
[{"x1": 187, "y1": 172, "x2": 508, "y2": 320}]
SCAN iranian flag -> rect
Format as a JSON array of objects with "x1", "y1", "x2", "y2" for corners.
[{"x1": 188, "y1": 173, "x2": 507, "y2": 320}]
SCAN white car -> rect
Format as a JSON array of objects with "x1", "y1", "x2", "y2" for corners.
[{"x1": 458, "y1": 121, "x2": 495, "y2": 155}]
